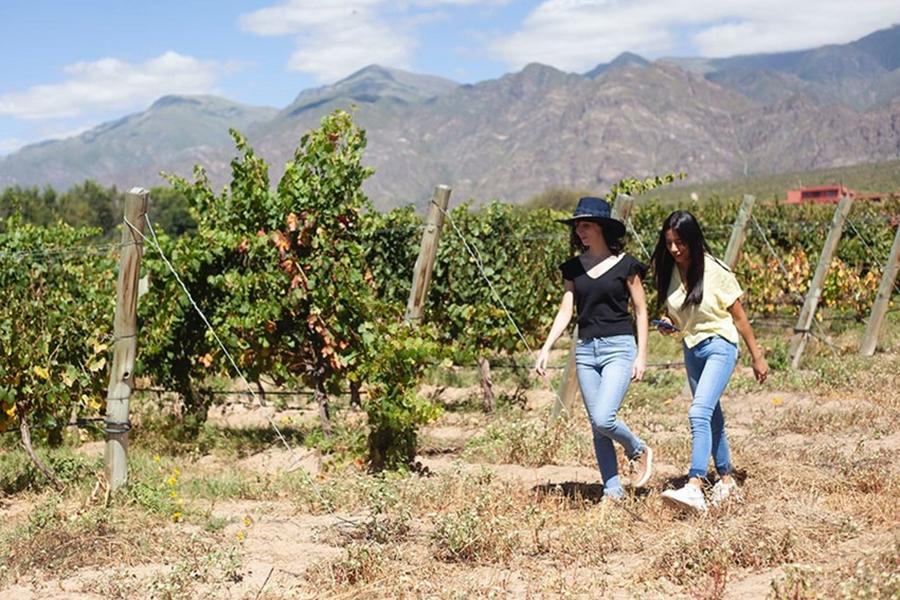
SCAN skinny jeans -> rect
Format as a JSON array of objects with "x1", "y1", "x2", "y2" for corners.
[
  {"x1": 683, "y1": 335, "x2": 737, "y2": 479},
  {"x1": 575, "y1": 335, "x2": 646, "y2": 498}
]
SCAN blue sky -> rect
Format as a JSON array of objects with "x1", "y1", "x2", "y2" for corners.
[{"x1": 2, "y1": 0, "x2": 899, "y2": 155}]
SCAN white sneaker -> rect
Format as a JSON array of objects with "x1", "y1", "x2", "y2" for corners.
[
  {"x1": 629, "y1": 446, "x2": 654, "y2": 489},
  {"x1": 661, "y1": 483, "x2": 707, "y2": 512},
  {"x1": 710, "y1": 479, "x2": 740, "y2": 506}
]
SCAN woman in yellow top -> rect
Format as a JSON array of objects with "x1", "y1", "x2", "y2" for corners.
[{"x1": 651, "y1": 211, "x2": 768, "y2": 512}]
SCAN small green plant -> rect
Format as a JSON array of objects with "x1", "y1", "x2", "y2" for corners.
[
  {"x1": 0, "y1": 448, "x2": 98, "y2": 494},
  {"x1": 464, "y1": 413, "x2": 588, "y2": 466},
  {"x1": 353, "y1": 476, "x2": 412, "y2": 543},
  {"x1": 312, "y1": 542, "x2": 390, "y2": 586},
  {"x1": 431, "y1": 493, "x2": 520, "y2": 563},
  {"x1": 122, "y1": 454, "x2": 184, "y2": 521},
  {"x1": 358, "y1": 320, "x2": 443, "y2": 471}
]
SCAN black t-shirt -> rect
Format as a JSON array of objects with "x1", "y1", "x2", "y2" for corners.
[{"x1": 559, "y1": 254, "x2": 647, "y2": 340}]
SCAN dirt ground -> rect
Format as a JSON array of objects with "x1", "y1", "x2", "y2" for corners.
[{"x1": 1, "y1": 348, "x2": 898, "y2": 599}]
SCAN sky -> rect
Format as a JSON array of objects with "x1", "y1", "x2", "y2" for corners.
[{"x1": 1, "y1": 0, "x2": 899, "y2": 155}]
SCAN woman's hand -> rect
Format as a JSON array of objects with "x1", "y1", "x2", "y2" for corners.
[
  {"x1": 534, "y1": 348, "x2": 551, "y2": 377},
  {"x1": 728, "y1": 299, "x2": 768, "y2": 384},
  {"x1": 752, "y1": 355, "x2": 769, "y2": 383},
  {"x1": 632, "y1": 355, "x2": 646, "y2": 382}
]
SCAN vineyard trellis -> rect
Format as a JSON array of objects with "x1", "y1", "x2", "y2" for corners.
[{"x1": 1, "y1": 110, "x2": 899, "y2": 488}]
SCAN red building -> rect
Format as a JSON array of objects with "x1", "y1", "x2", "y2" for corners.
[
  {"x1": 784, "y1": 184, "x2": 855, "y2": 205},
  {"x1": 785, "y1": 184, "x2": 855, "y2": 204}
]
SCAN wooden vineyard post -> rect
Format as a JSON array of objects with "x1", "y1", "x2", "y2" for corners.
[
  {"x1": 724, "y1": 194, "x2": 756, "y2": 268},
  {"x1": 551, "y1": 196, "x2": 635, "y2": 421},
  {"x1": 614, "y1": 193, "x2": 635, "y2": 222},
  {"x1": 788, "y1": 195, "x2": 853, "y2": 369},
  {"x1": 405, "y1": 185, "x2": 452, "y2": 324},
  {"x1": 105, "y1": 187, "x2": 148, "y2": 490},
  {"x1": 860, "y1": 221, "x2": 900, "y2": 356},
  {"x1": 550, "y1": 338, "x2": 579, "y2": 421}
]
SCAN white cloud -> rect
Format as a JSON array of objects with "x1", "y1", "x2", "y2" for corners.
[
  {"x1": 287, "y1": 21, "x2": 416, "y2": 81},
  {"x1": 491, "y1": 0, "x2": 900, "y2": 71},
  {"x1": 239, "y1": 1, "x2": 385, "y2": 35},
  {"x1": 0, "y1": 51, "x2": 226, "y2": 120},
  {"x1": 239, "y1": 0, "x2": 507, "y2": 82},
  {"x1": 242, "y1": 1, "x2": 415, "y2": 81},
  {"x1": 690, "y1": 2, "x2": 900, "y2": 57}
]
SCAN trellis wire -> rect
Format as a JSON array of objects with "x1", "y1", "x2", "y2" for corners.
[
  {"x1": 0, "y1": 240, "x2": 135, "y2": 261},
  {"x1": 749, "y1": 214, "x2": 852, "y2": 368},
  {"x1": 432, "y1": 201, "x2": 535, "y2": 356},
  {"x1": 125, "y1": 212, "x2": 363, "y2": 526},
  {"x1": 846, "y1": 217, "x2": 900, "y2": 296}
]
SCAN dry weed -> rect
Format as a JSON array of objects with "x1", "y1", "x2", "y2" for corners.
[{"x1": 770, "y1": 538, "x2": 899, "y2": 599}]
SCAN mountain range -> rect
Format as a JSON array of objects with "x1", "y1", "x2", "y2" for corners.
[{"x1": 3, "y1": 25, "x2": 900, "y2": 210}]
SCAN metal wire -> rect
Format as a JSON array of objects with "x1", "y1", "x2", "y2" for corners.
[
  {"x1": 0, "y1": 241, "x2": 132, "y2": 261},
  {"x1": 433, "y1": 201, "x2": 535, "y2": 356},
  {"x1": 846, "y1": 217, "x2": 900, "y2": 296},
  {"x1": 749, "y1": 214, "x2": 851, "y2": 366},
  {"x1": 123, "y1": 214, "x2": 296, "y2": 454},
  {"x1": 125, "y1": 213, "x2": 357, "y2": 527}
]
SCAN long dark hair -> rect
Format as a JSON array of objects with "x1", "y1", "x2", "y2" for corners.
[
  {"x1": 651, "y1": 211, "x2": 710, "y2": 310},
  {"x1": 569, "y1": 220, "x2": 625, "y2": 254}
]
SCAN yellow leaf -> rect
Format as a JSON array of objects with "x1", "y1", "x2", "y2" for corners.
[
  {"x1": 93, "y1": 341, "x2": 109, "y2": 354},
  {"x1": 33, "y1": 365, "x2": 50, "y2": 380},
  {"x1": 89, "y1": 357, "x2": 107, "y2": 373}
]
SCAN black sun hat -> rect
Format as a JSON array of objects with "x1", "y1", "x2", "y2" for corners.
[{"x1": 557, "y1": 196, "x2": 626, "y2": 238}]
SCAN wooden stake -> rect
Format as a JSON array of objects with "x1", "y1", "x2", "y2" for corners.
[
  {"x1": 478, "y1": 356, "x2": 495, "y2": 412},
  {"x1": 405, "y1": 185, "x2": 452, "y2": 324},
  {"x1": 788, "y1": 195, "x2": 853, "y2": 369},
  {"x1": 613, "y1": 194, "x2": 635, "y2": 222},
  {"x1": 860, "y1": 221, "x2": 900, "y2": 356},
  {"x1": 550, "y1": 330, "x2": 580, "y2": 421},
  {"x1": 105, "y1": 187, "x2": 148, "y2": 490},
  {"x1": 723, "y1": 194, "x2": 756, "y2": 268}
]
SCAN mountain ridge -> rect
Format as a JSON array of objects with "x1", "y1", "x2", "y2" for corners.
[{"x1": 2, "y1": 26, "x2": 900, "y2": 208}]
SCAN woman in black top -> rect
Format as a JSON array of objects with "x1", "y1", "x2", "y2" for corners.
[{"x1": 534, "y1": 197, "x2": 653, "y2": 499}]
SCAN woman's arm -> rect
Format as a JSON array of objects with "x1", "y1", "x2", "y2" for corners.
[
  {"x1": 727, "y1": 299, "x2": 768, "y2": 383},
  {"x1": 626, "y1": 274, "x2": 648, "y2": 381},
  {"x1": 534, "y1": 280, "x2": 575, "y2": 376}
]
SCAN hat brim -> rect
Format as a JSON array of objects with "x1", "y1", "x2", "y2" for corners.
[{"x1": 556, "y1": 215, "x2": 626, "y2": 237}]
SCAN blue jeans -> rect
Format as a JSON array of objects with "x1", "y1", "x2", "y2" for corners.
[
  {"x1": 683, "y1": 336, "x2": 738, "y2": 479},
  {"x1": 575, "y1": 335, "x2": 645, "y2": 498}
]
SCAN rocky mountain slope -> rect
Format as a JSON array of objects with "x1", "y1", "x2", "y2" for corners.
[{"x1": 2, "y1": 26, "x2": 900, "y2": 209}]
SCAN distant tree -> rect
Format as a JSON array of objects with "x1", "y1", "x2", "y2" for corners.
[
  {"x1": 57, "y1": 181, "x2": 122, "y2": 235},
  {"x1": 0, "y1": 186, "x2": 57, "y2": 229},
  {"x1": 147, "y1": 186, "x2": 196, "y2": 236}
]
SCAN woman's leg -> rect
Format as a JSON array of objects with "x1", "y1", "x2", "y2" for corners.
[
  {"x1": 577, "y1": 337, "x2": 643, "y2": 497},
  {"x1": 710, "y1": 400, "x2": 732, "y2": 476},
  {"x1": 683, "y1": 337, "x2": 737, "y2": 480},
  {"x1": 593, "y1": 336, "x2": 644, "y2": 458},
  {"x1": 576, "y1": 341, "x2": 619, "y2": 496}
]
